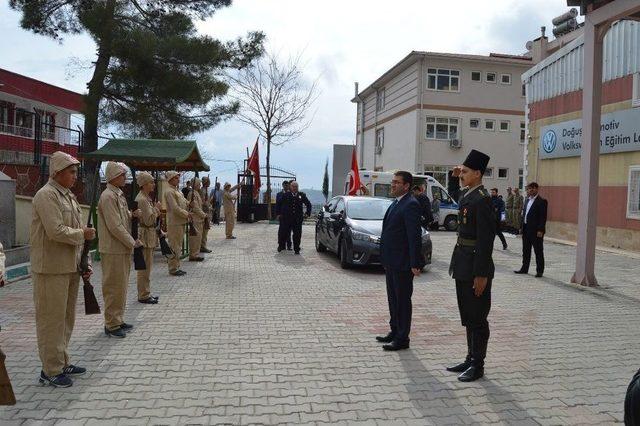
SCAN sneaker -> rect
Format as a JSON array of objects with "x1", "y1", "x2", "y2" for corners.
[
  {"x1": 39, "y1": 371, "x2": 73, "y2": 388},
  {"x1": 104, "y1": 327, "x2": 126, "y2": 338},
  {"x1": 62, "y1": 365, "x2": 87, "y2": 376}
]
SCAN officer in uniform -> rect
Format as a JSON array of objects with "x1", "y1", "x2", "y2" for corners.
[
  {"x1": 164, "y1": 171, "x2": 191, "y2": 276},
  {"x1": 446, "y1": 149, "x2": 496, "y2": 382},
  {"x1": 186, "y1": 178, "x2": 206, "y2": 261},
  {"x1": 280, "y1": 181, "x2": 312, "y2": 254},
  {"x1": 223, "y1": 181, "x2": 241, "y2": 239},
  {"x1": 134, "y1": 171, "x2": 160, "y2": 304},
  {"x1": 98, "y1": 162, "x2": 142, "y2": 338},
  {"x1": 199, "y1": 176, "x2": 212, "y2": 253},
  {"x1": 512, "y1": 188, "x2": 524, "y2": 234},
  {"x1": 30, "y1": 151, "x2": 95, "y2": 387}
]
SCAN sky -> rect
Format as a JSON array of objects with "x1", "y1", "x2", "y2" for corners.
[{"x1": 0, "y1": 0, "x2": 574, "y2": 190}]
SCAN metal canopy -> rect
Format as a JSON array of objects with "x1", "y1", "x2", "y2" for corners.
[{"x1": 81, "y1": 138, "x2": 210, "y2": 171}]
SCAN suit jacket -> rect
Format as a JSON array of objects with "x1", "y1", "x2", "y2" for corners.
[
  {"x1": 275, "y1": 191, "x2": 287, "y2": 216},
  {"x1": 522, "y1": 196, "x2": 547, "y2": 236},
  {"x1": 281, "y1": 191, "x2": 312, "y2": 222},
  {"x1": 380, "y1": 194, "x2": 423, "y2": 271}
]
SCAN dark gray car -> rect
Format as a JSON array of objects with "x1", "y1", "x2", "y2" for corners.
[{"x1": 315, "y1": 196, "x2": 432, "y2": 269}]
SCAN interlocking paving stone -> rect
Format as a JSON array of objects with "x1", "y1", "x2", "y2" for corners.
[{"x1": 1, "y1": 223, "x2": 638, "y2": 424}]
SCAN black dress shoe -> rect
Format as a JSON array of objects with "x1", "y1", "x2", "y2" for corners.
[
  {"x1": 277, "y1": 247, "x2": 284, "y2": 252},
  {"x1": 200, "y1": 248, "x2": 212, "y2": 253},
  {"x1": 514, "y1": 270, "x2": 528, "y2": 274},
  {"x1": 503, "y1": 245, "x2": 508, "y2": 250},
  {"x1": 119, "y1": 323, "x2": 134, "y2": 331},
  {"x1": 138, "y1": 297, "x2": 158, "y2": 304},
  {"x1": 189, "y1": 256, "x2": 205, "y2": 262},
  {"x1": 294, "y1": 250, "x2": 300, "y2": 255},
  {"x1": 286, "y1": 246, "x2": 292, "y2": 251},
  {"x1": 383, "y1": 341, "x2": 410, "y2": 351},
  {"x1": 458, "y1": 365, "x2": 484, "y2": 382},
  {"x1": 170, "y1": 270, "x2": 186, "y2": 276},
  {"x1": 375, "y1": 333, "x2": 394, "y2": 343},
  {"x1": 104, "y1": 327, "x2": 126, "y2": 338},
  {"x1": 446, "y1": 359, "x2": 472, "y2": 373},
  {"x1": 535, "y1": 273, "x2": 543, "y2": 278}
]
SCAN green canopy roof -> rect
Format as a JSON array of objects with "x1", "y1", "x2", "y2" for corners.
[{"x1": 81, "y1": 138, "x2": 210, "y2": 171}]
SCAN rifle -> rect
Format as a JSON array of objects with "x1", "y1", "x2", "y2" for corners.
[
  {"x1": 0, "y1": 348, "x2": 15, "y2": 405},
  {"x1": 213, "y1": 177, "x2": 219, "y2": 225},
  {"x1": 80, "y1": 165, "x2": 101, "y2": 316},
  {"x1": 130, "y1": 200, "x2": 147, "y2": 270},
  {"x1": 187, "y1": 175, "x2": 198, "y2": 236},
  {"x1": 203, "y1": 176, "x2": 210, "y2": 231},
  {"x1": 154, "y1": 173, "x2": 175, "y2": 258}
]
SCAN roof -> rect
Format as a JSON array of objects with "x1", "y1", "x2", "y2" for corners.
[
  {"x1": 81, "y1": 139, "x2": 210, "y2": 171},
  {"x1": 0, "y1": 68, "x2": 84, "y2": 112},
  {"x1": 353, "y1": 50, "x2": 533, "y2": 100}
]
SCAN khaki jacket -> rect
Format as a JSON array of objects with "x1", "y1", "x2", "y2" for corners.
[
  {"x1": 30, "y1": 179, "x2": 84, "y2": 274},
  {"x1": 165, "y1": 186, "x2": 189, "y2": 226},
  {"x1": 223, "y1": 185, "x2": 239, "y2": 216},
  {"x1": 0, "y1": 242, "x2": 5, "y2": 279},
  {"x1": 98, "y1": 184, "x2": 135, "y2": 254},
  {"x1": 135, "y1": 191, "x2": 159, "y2": 248},
  {"x1": 187, "y1": 189, "x2": 207, "y2": 224}
]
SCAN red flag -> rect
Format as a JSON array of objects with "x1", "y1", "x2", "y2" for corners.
[
  {"x1": 247, "y1": 138, "x2": 261, "y2": 199},
  {"x1": 347, "y1": 147, "x2": 361, "y2": 196}
]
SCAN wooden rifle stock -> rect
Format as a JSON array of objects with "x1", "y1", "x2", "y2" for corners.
[
  {"x1": 188, "y1": 175, "x2": 198, "y2": 236},
  {"x1": 203, "y1": 178, "x2": 211, "y2": 230},
  {"x1": 0, "y1": 348, "x2": 16, "y2": 405},
  {"x1": 153, "y1": 178, "x2": 175, "y2": 258},
  {"x1": 81, "y1": 166, "x2": 101, "y2": 315},
  {"x1": 130, "y1": 201, "x2": 146, "y2": 271}
]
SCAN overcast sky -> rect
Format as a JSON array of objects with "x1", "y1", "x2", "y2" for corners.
[{"x1": 0, "y1": 0, "x2": 574, "y2": 190}]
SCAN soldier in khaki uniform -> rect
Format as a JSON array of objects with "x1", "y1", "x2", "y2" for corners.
[
  {"x1": 199, "y1": 176, "x2": 212, "y2": 253},
  {"x1": 98, "y1": 162, "x2": 142, "y2": 338},
  {"x1": 512, "y1": 188, "x2": 524, "y2": 234},
  {"x1": 186, "y1": 178, "x2": 206, "y2": 261},
  {"x1": 30, "y1": 151, "x2": 95, "y2": 387},
  {"x1": 135, "y1": 171, "x2": 161, "y2": 305},
  {"x1": 164, "y1": 171, "x2": 191, "y2": 276},
  {"x1": 223, "y1": 182, "x2": 241, "y2": 239}
]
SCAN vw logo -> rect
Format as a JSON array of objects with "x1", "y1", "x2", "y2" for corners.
[{"x1": 542, "y1": 130, "x2": 557, "y2": 153}]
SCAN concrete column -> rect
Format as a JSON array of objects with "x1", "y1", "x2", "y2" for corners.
[{"x1": 571, "y1": 18, "x2": 607, "y2": 287}]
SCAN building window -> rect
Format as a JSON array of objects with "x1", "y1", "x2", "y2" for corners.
[
  {"x1": 486, "y1": 72, "x2": 496, "y2": 83},
  {"x1": 376, "y1": 88, "x2": 386, "y2": 112},
  {"x1": 471, "y1": 71, "x2": 481, "y2": 81},
  {"x1": 484, "y1": 167, "x2": 494, "y2": 178},
  {"x1": 424, "y1": 165, "x2": 448, "y2": 188},
  {"x1": 518, "y1": 168, "x2": 524, "y2": 190},
  {"x1": 627, "y1": 166, "x2": 640, "y2": 219},
  {"x1": 426, "y1": 117, "x2": 459, "y2": 140},
  {"x1": 470, "y1": 118, "x2": 480, "y2": 130},
  {"x1": 633, "y1": 73, "x2": 640, "y2": 108},
  {"x1": 520, "y1": 122, "x2": 526, "y2": 144},
  {"x1": 375, "y1": 128, "x2": 384, "y2": 153},
  {"x1": 499, "y1": 120, "x2": 510, "y2": 132},
  {"x1": 484, "y1": 119, "x2": 495, "y2": 131},
  {"x1": 498, "y1": 168, "x2": 509, "y2": 179},
  {"x1": 427, "y1": 68, "x2": 460, "y2": 92},
  {"x1": 500, "y1": 74, "x2": 512, "y2": 85}
]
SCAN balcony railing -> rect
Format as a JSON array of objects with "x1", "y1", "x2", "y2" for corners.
[{"x1": 0, "y1": 122, "x2": 34, "y2": 138}]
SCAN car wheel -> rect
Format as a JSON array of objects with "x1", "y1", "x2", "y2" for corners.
[
  {"x1": 315, "y1": 228, "x2": 326, "y2": 252},
  {"x1": 339, "y1": 240, "x2": 351, "y2": 269},
  {"x1": 444, "y1": 215, "x2": 458, "y2": 232}
]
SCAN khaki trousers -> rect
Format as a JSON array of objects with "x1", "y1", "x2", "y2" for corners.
[
  {"x1": 167, "y1": 225, "x2": 184, "y2": 273},
  {"x1": 101, "y1": 253, "x2": 131, "y2": 331},
  {"x1": 225, "y1": 213, "x2": 235, "y2": 238},
  {"x1": 201, "y1": 225, "x2": 209, "y2": 250},
  {"x1": 33, "y1": 272, "x2": 79, "y2": 377},
  {"x1": 136, "y1": 247, "x2": 154, "y2": 300},
  {"x1": 189, "y1": 221, "x2": 203, "y2": 258}
]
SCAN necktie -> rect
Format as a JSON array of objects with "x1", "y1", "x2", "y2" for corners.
[{"x1": 388, "y1": 199, "x2": 399, "y2": 213}]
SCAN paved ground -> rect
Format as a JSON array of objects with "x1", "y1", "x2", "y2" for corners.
[{"x1": 1, "y1": 223, "x2": 639, "y2": 425}]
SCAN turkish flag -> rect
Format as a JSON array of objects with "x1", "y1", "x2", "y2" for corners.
[
  {"x1": 347, "y1": 147, "x2": 361, "y2": 196},
  {"x1": 247, "y1": 138, "x2": 261, "y2": 199}
]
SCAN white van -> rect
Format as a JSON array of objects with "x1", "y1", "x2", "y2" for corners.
[{"x1": 344, "y1": 170, "x2": 459, "y2": 231}]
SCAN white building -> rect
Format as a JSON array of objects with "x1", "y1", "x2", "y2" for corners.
[{"x1": 352, "y1": 51, "x2": 532, "y2": 198}]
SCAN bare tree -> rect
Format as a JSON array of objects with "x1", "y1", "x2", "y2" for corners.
[{"x1": 227, "y1": 52, "x2": 319, "y2": 218}]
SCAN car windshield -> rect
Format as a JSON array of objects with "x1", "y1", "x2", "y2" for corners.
[{"x1": 347, "y1": 198, "x2": 393, "y2": 220}]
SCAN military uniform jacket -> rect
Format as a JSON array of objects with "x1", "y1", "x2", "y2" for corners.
[
  {"x1": 30, "y1": 180, "x2": 85, "y2": 274},
  {"x1": 98, "y1": 184, "x2": 135, "y2": 254},
  {"x1": 223, "y1": 185, "x2": 240, "y2": 216},
  {"x1": 186, "y1": 189, "x2": 206, "y2": 224},
  {"x1": 449, "y1": 185, "x2": 496, "y2": 281},
  {"x1": 281, "y1": 191, "x2": 312, "y2": 222},
  {"x1": 165, "y1": 186, "x2": 190, "y2": 226},
  {"x1": 134, "y1": 191, "x2": 159, "y2": 248}
]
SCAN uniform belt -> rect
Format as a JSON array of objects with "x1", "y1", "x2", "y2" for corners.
[
  {"x1": 140, "y1": 224, "x2": 155, "y2": 229},
  {"x1": 456, "y1": 237, "x2": 476, "y2": 247}
]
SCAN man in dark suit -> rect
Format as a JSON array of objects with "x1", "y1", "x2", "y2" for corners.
[
  {"x1": 514, "y1": 182, "x2": 547, "y2": 277},
  {"x1": 447, "y1": 149, "x2": 496, "y2": 382},
  {"x1": 490, "y1": 188, "x2": 508, "y2": 250},
  {"x1": 275, "y1": 181, "x2": 292, "y2": 251},
  {"x1": 279, "y1": 181, "x2": 311, "y2": 254},
  {"x1": 411, "y1": 185, "x2": 434, "y2": 229},
  {"x1": 376, "y1": 171, "x2": 424, "y2": 351}
]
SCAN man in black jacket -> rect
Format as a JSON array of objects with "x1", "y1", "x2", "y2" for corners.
[
  {"x1": 514, "y1": 182, "x2": 547, "y2": 278},
  {"x1": 276, "y1": 181, "x2": 293, "y2": 251},
  {"x1": 280, "y1": 181, "x2": 312, "y2": 254},
  {"x1": 447, "y1": 149, "x2": 495, "y2": 382},
  {"x1": 490, "y1": 188, "x2": 508, "y2": 250},
  {"x1": 376, "y1": 171, "x2": 424, "y2": 352},
  {"x1": 412, "y1": 185, "x2": 434, "y2": 229}
]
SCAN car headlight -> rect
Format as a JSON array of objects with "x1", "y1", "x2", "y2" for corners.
[{"x1": 352, "y1": 230, "x2": 379, "y2": 243}]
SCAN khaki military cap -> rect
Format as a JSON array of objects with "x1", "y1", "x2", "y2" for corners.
[
  {"x1": 105, "y1": 161, "x2": 127, "y2": 182},
  {"x1": 136, "y1": 171, "x2": 154, "y2": 187},
  {"x1": 165, "y1": 171, "x2": 180, "y2": 181},
  {"x1": 49, "y1": 151, "x2": 80, "y2": 177}
]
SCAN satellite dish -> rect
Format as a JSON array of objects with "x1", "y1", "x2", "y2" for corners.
[{"x1": 525, "y1": 40, "x2": 533, "y2": 51}]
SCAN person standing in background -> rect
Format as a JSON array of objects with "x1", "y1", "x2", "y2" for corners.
[
  {"x1": 223, "y1": 181, "x2": 242, "y2": 239},
  {"x1": 210, "y1": 181, "x2": 222, "y2": 225},
  {"x1": 186, "y1": 178, "x2": 206, "y2": 261},
  {"x1": 199, "y1": 176, "x2": 212, "y2": 253},
  {"x1": 279, "y1": 181, "x2": 312, "y2": 254},
  {"x1": 134, "y1": 171, "x2": 160, "y2": 305},
  {"x1": 512, "y1": 188, "x2": 524, "y2": 235},
  {"x1": 431, "y1": 192, "x2": 441, "y2": 230},
  {"x1": 505, "y1": 187, "x2": 514, "y2": 233},
  {"x1": 276, "y1": 181, "x2": 293, "y2": 251},
  {"x1": 181, "y1": 180, "x2": 191, "y2": 199},
  {"x1": 164, "y1": 171, "x2": 191, "y2": 276},
  {"x1": 411, "y1": 185, "x2": 434, "y2": 230},
  {"x1": 515, "y1": 182, "x2": 547, "y2": 278},
  {"x1": 490, "y1": 188, "x2": 508, "y2": 250}
]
